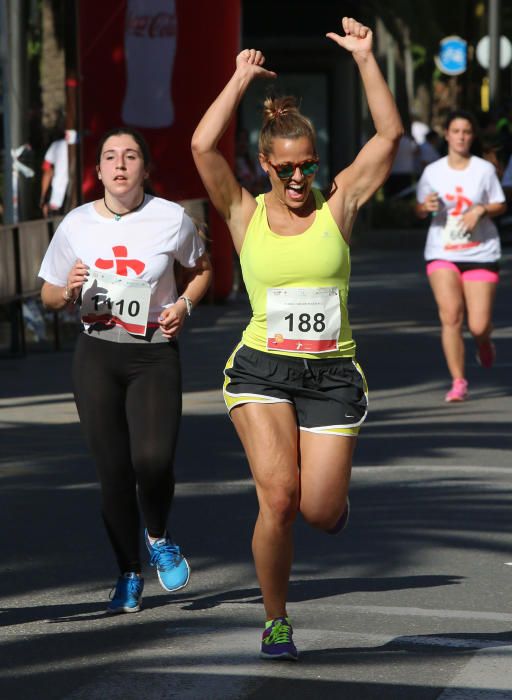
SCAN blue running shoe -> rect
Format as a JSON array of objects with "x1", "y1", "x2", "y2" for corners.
[
  {"x1": 260, "y1": 616, "x2": 298, "y2": 661},
  {"x1": 107, "y1": 572, "x2": 143, "y2": 614},
  {"x1": 144, "y1": 530, "x2": 190, "y2": 592}
]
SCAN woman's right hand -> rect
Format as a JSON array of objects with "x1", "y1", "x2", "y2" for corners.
[
  {"x1": 327, "y1": 17, "x2": 373, "y2": 58},
  {"x1": 235, "y1": 49, "x2": 277, "y2": 81},
  {"x1": 423, "y1": 192, "x2": 440, "y2": 214},
  {"x1": 65, "y1": 258, "x2": 89, "y2": 301}
]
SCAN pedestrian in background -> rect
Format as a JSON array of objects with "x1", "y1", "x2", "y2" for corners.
[
  {"x1": 192, "y1": 17, "x2": 402, "y2": 660},
  {"x1": 384, "y1": 129, "x2": 417, "y2": 197},
  {"x1": 412, "y1": 114, "x2": 430, "y2": 146},
  {"x1": 38, "y1": 127, "x2": 211, "y2": 613},
  {"x1": 235, "y1": 127, "x2": 267, "y2": 195},
  {"x1": 416, "y1": 110, "x2": 506, "y2": 403},
  {"x1": 40, "y1": 136, "x2": 69, "y2": 217},
  {"x1": 418, "y1": 130, "x2": 442, "y2": 172}
]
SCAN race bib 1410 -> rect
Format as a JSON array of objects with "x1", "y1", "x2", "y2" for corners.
[{"x1": 81, "y1": 269, "x2": 151, "y2": 336}]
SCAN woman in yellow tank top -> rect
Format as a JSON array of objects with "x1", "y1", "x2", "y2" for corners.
[{"x1": 192, "y1": 16, "x2": 403, "y2": 661}]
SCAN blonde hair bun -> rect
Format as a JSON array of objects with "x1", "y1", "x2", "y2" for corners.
[{"x1": 259, "y1": 95, "x2": 317, "y2": 157}]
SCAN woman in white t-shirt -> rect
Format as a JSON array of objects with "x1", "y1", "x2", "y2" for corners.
[
  {"x1": 416, "y1": 111, "x2": 506, "y2": 402},
  {"x1": 38, "y1": 128, "x2": 212, "y2": 613},
  {"x1": 40, "y1": 138, "x2": 69, "y2": 216}
]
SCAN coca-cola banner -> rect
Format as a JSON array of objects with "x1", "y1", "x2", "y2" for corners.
[
  {"x1": 122, "y1": 1, "x2": 178, "y2": 129},
  {"x1": 78, "y1": 0, "x2": 241, "y2": 298},
  {"x1": 79, "y1": 0, "x2": 240, "y2": 200}
]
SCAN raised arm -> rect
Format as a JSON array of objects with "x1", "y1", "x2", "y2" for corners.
[
  {"x1": 327, "y1": 18, "x2": 403, "y2": 226},
  {"x1": 191, "y1": 51, "x2": 276, "y2": 251}
]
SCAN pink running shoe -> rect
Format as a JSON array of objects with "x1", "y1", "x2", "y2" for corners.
[
  {"x1": 476, "y1": 341, "x2": 496, "y2": 369},
  {"x1": 445, "y1": 378, "x2": 468, "y2": 403}
]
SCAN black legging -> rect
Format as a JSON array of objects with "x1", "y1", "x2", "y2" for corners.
[{"x1": 72, "y1": 333, "x2": 182, "y2": 573}]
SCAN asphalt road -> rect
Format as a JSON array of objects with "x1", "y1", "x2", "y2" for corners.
[{"x1": 1, "y1": 247, "x2": 511, "y2": 700}]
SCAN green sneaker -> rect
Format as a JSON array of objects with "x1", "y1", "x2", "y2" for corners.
[{"x1": 260, "y1": 616, "x2": 298, "y2": 660}]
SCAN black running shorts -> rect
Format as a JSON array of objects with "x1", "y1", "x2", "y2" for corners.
[{"x1": 223, "y1": 343, "x2": 368, "y2": 436}]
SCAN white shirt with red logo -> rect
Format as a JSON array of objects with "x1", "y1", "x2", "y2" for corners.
[
  {"x1": 416, "y1": 156, "x2": 505, "y2": 262},
  {"x1": 43, "y1": 139, "x2": 69, "y2": 209},
  {"x1": 38, "y1": 195, "x2": 205, "y2": 326}
]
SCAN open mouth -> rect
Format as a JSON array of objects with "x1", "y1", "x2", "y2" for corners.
[{"x1": 286, "y1": 183, "x2": 306, "y2": 200}]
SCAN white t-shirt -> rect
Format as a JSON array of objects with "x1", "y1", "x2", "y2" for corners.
[
  {"x1": 412, "y1": 120, "x2": 430, "y2": 145},
  {"x1": 38, "y1": 195, "x2": 205, "y2": 327},
  {"x1": 416, "y1": 156, "x2": 505, "y2": 262},
  {"x1": 44, "y1": 139, "x2": 69, "y2": 209}
]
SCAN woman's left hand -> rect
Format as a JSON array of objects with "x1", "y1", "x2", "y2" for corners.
[
  {"x1": 461, "y1": 206, "x2": 484, "y2": 233},
  {"x1": 326, "y1": 17, "x2": 373, "y2": 56},
  {"x1": 158, "y1": 302, "x2": 187, "y2": 339}
]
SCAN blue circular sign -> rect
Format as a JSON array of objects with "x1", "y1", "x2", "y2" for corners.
[{"x1": 436, "y1": 36, "x2": 467, "y2": 75}]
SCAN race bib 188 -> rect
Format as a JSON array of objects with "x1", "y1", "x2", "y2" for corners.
[
  {"x1": 81, "y1": 269, "x2": 151, "y2": 336},
  {"x1": 266, "y1": 287, "x2": 341, "y2": 353}
]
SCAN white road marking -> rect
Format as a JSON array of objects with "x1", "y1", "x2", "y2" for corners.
[{"x1": 321, "y1": 604, "x2": 512, "y2": 622}]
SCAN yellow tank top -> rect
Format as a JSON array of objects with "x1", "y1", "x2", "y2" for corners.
[{"x1": 240, "y1": 188, "x2": 355, "y2": 359}]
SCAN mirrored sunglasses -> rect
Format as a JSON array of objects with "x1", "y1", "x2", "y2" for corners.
[{"x1": 268, "y1": 159, "x2": 320, "y2": 180}]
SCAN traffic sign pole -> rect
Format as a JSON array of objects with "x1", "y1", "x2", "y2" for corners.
[{"x1": 489, "y1": 0, "x2": 501, "y2": 112}]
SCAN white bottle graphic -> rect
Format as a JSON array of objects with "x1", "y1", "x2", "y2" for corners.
[{"x1": 122, "y1": 0, "x2": 177, "y2": 129}]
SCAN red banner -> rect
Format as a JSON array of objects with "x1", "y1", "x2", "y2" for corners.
[{"x1": 78, "y1": 0, "x2": 241, "y2": 298}]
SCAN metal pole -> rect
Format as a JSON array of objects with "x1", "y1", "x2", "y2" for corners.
[
  {"x1": 402, "y1": 24, "x2": 414, "y2": 116},
  {"x1": 0, "y1": 1, "x2": 28, "y2": 224},
  {"x1": 386, "y1": 29, "x2": 396, "y2": 98},
  {"x1": 0, "y1": 0, "x2": 14, "y2": 224},
  {"x1": 64, "y1": 1, "x2": 81, "y2": 210},
  {"x1": 489, "y1": 0, "x2": 501, "y2": 113},
  {"x1": 0, "y1": 1, "x2": 28, "y2": 355}
]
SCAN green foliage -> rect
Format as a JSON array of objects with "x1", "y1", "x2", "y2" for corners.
[
  {"x1": 28, "y1": 39, "x2": 41, "y2": 60},
  {"x1": 411, "y1": 44, "x2": 426, "y2": 70}
]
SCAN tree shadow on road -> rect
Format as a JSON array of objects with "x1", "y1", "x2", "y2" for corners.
[{"x1": 177, "y1": 574, "x2": 463, "y2": 611}]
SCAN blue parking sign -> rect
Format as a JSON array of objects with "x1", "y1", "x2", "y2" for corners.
[{"x1": 435, "y1": 36, "x2": 467, "y2": 75}]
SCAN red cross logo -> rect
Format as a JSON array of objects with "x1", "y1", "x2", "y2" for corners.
[
  {"x1": 95, "y1": 245, "x2": 145, "y2": 276},
  {"x1": 445, "y1": 186, "x2": 473, "y2": 216}
]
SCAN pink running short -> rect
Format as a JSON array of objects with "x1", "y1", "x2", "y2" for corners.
[{"x1": 426, "y1": 260, "x2": 499, "y2": 283}]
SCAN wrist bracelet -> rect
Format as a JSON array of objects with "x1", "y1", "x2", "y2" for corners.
[
  {"x1": 63, "y1": 287, "x2": 73, "y2": 302},
  {"x1": 179, "y1": 295, "x2": 193, "y2": 317}
]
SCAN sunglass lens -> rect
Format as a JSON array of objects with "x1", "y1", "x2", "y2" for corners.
[
  {"x1": 272, "y1": 161, "x2": 319, "y2": 178},
  {"x1": 277, "y1": 165, "x2": 294, "y2": 179},
  {"x1": 302, "y1": 161, "x2": 319, "y2": 175}
]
